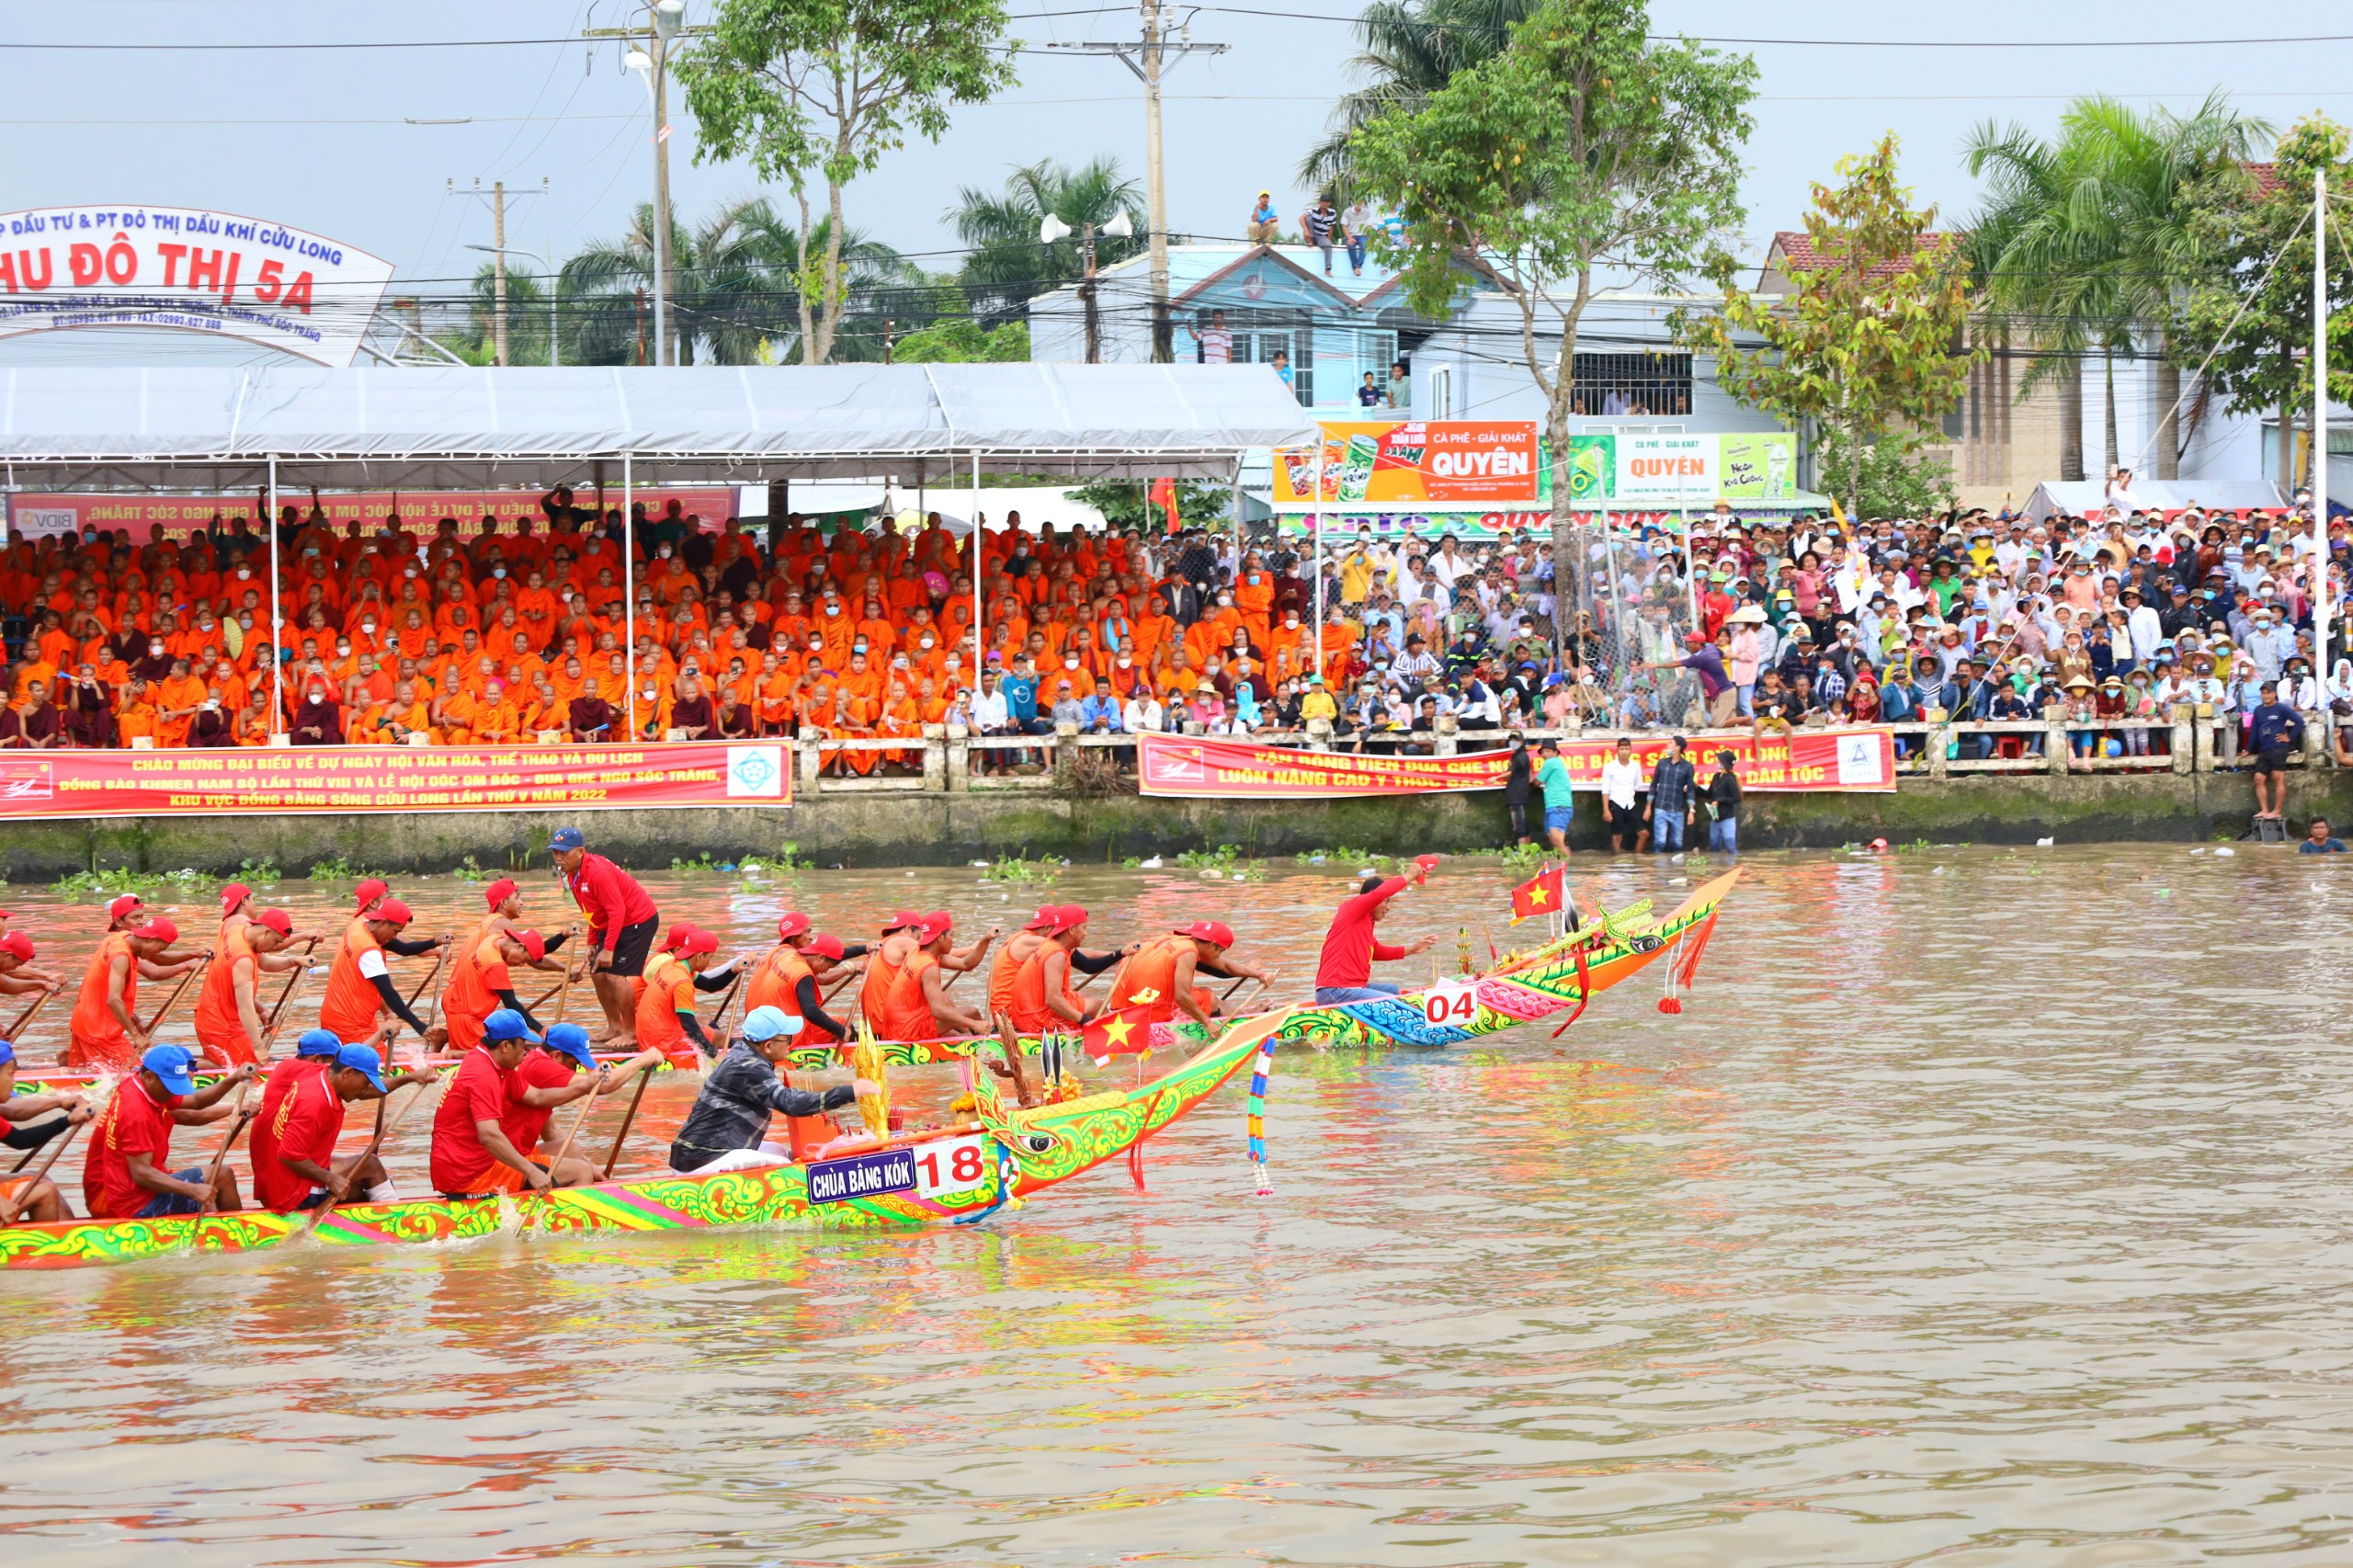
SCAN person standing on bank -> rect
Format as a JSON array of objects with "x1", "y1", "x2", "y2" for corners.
[
  {"x1": 1702, "y1": 748, "x2": 1742, "y2": 858},
  {"x1": 1534, "y1": 739, "x2": 1575, "y2": 855},
  {"x1": 1503, "y1": 733, "x2": 1534, "y2": 846},
  {"x1": 1648, "y1": 734, "x2": 1696, "y2": 854},
  {"x1": 1598, "y1": 736, "x2": 1647, "y2": 854}
]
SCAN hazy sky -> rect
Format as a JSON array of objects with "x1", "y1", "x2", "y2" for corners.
[{"x1": 6, "y1": 0, "x2": 2349, "y2": 365}]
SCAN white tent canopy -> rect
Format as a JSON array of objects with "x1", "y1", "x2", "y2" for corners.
[{"x1": 0, "y1": 362, "x2": 1313, "y2": 491}]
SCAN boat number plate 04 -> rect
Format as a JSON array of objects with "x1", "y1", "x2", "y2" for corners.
[
  {"x1": 1419, "y1": 981, "x2": 1481, "y2": 1028},
  {"x1": 808, "y1": 1146, "x2": 917, "y2": 1205},
  {"x1": 914, "y1": 1134, "x2": 991, "y2": 1199}
]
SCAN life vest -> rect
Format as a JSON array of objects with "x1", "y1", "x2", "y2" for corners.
[
  {"x1": 67, "y1": 931, "x2": 136, "y2": 1068},
  {"x1": 880, "y1": 950, "x2": 941, "y2": 1041},
  {"x1": 193, "y1": 918, "x2": 258, "y2": 1064},
  {"x1": 1007, "y1": 945, "x2": 1079, "y2": 1034},
  {"x1": 318, "y1": 916, "x2": 386, "y2": 1043}
]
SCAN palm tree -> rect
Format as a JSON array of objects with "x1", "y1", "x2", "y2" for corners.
[
  {"x1": 561, "y1": 198, "x2": 915, "y2": 366},
  {"x1": 1964, "y1": 94, "x2": 2268, "y2": 482},
  {"x1": 449, "y1": 262, "x2": 550, "y2": 366},
  {"x1": 949, "y1": 157, "x2": 1145, "y2": 312},
  {"x1": 1300, "y1": 0, "x2": 1537, "y2": 197}
]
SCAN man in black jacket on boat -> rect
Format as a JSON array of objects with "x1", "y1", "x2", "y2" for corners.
[{"x1": 667, "y1": 1006, "x2": 875, "y2": 1176}]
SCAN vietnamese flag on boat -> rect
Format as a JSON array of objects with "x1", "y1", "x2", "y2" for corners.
[
  {"x1": 1509, "y1": 863, "x2": 1565, "y2": 924},
  {"x1": 1082, "y1": 1004, "x2": 1155, "y2": 1066}
]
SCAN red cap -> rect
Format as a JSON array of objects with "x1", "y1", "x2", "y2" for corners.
[
  {"x1": 135, "y1": 917, "x2": 180, "y2": 945},
  {"x1": 516, "y1": 927, "x2": 547, "y2": 963},
  {"x1": 108, "y1": 893, "x2": 146, "y2": 921},
  {"x1": 483, "y1": 877, "x2": 519, "y2": 908},
  {"x1": 219, "y1": 882, "x2": 253, "y2": 914},
  {"x1": 1049, "y1": 904, "x2": 1088, "y2": 935},
  {"x1": 0, "y1": 932, "x2": 34, "y2": 960},
  {"x1": 804, "y1": 934, "x2": 846, "y2": 961},
  {"x1": 916, "y1": 909, "x2": 954, "y2": 943},
  {"x1": 776, "y1": 911, "x2": 812, "y2": 940},
  {"x1": 883, "y1": 908, "x2": 923, "y2": 932},
  {"x1": 676, "y1": 927, "x2": 720, "y2": 958},
  {"x1": 661, "y1": 923, "x2": 699, "y2": 952},
  {"x1": 253, "y1": 907, "x2": 293, "y2": 937},
  {"x1": 1023, "y1": 904, "x2": 1061, "y2": 931},
  {"x1": 373, "y1": 898, "x2": 414, "y2": 927},
  {"x1": 354, "y1": 878, "x2": 390, "y2": 912},
  {"x1": 1177, "y1": 919, "x2": 1234, "y2": 949}
]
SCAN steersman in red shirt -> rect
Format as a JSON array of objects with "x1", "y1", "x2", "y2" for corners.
[
  {"x1": 1312, "y1": 857, "x2": 1442, "y2": 1005},
  {"x1": 82, "y1": 1044, "x2": 257, "y2": 1219}
]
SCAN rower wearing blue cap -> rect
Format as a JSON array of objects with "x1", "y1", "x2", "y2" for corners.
[
  {"x1": 505, "y1": 1023, "x2": 662, "y2": 1187},
  {"x1": 0, "y1": 1039, "x2": 97, "y2": 1224},
  {"x1": 79, "y1": 1044, "x2": 259, "y2": 1221},
  {"x1": 429, "y1": 1008, "x2": 575, "y2": 1199},
  {"x1": 251, "y1": 1043, "x2": 403, "y2": 1211}
]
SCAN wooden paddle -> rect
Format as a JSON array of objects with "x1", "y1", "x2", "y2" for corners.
[
  {"x1": 302, "y1": 1075, "x2": 436, "y2": 1233},
  {"x1": 1, "y1": 986, "x2": 58, "y2": 1046},
  {"x1": 518, "y1": 1062, "x2": 620, "y2": 1233},
  {"x1": 598, "y1": 1063, "x2": 655, "y2": 1179},
  {"x1": 198, "y1": 1078, "x2": 257, "y2": 1214},
  {"x1": 702, "y1": 966, "x2": 746, "y2": 1036},
  {"x1": 138, "y1": 954, "x2": 210, "y2": 1039},
  {"x1": 259, "y1": 936, "x2": 324, "y2": 1042},
  {"x1": 0, "y1": 1080, "x2": 108, "y2": 1222},
  {"x1": 404, "y1": 945, "x2": 449, "y2": 1024}
]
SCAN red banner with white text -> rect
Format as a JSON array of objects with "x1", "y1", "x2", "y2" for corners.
[
  {"x1": 1135, "y1": 729, "x2": 1897, "y2": 798},
  {"x1": 0, "y1": 742, "x2": 790, "y2": 821}
]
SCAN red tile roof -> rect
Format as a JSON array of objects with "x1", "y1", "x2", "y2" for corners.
[{"x1": 1768, "y1": 230, "x2": 1958, "y2": 281}]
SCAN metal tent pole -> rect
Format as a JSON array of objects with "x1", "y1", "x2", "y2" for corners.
[
  {"x1": 1313, "y1": 436, "x2": 1327, "y2": 676},
  {"x1": 972, "y1": 449, "x2": 983, "y2": 665},
  {"x1": 623, "y1": 451, "x2": 635, "y2": 741},
  {"x1": 267, "y1": 455, "x2": 282, "y2": 735},
  {"x1": 2315, "y1": 165, "x2": 2333, "y2": 747}
]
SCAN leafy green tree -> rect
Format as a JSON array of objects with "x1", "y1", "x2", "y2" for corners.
[
  {"x1": 950, "y1": 157, "x2": 1143, "y2": 312},
  {"x1": 892, "y1": 318, "x2": 1029, "y2": 361},
  {"x1": 2171, "y1": 114, "x2": 2353, "y2": 491},
  {"x1": 1067, "y1": 479, "x2": 1230, "y2": 530},
  {"x1": 1348, "y1": 0, "x2": 1755, "y2": 623},
  {"x1": 1685, "y1": 134, "x2": 1975, "y2": 520},
  {"x1": 1964, "y1": 94, "x2": 2268, "y2": 481},
  {"x1": 1808, "y1": 426, "x2": 1957, "y2": 519},
  {"x1": 1299, "y1": 0, "x2": 1538, "y2": 195},
  {"x1": 678, "y1": 0, "x2": 1017, "y2": 364}
]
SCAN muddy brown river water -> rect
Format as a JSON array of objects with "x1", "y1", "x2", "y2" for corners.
[{"x1": 3, "y1": 845, "x2": 2350, "y2": 1566}]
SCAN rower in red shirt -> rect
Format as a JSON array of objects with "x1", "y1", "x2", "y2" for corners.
[
  {"x1": 249, "y1": 1042, "x2": 396, "y2": 1211},
  {"x1": 81, "y1": 1044, "x2": 256, "y2": 1219},
  {"x1": 505, "y1": 1022, "x2": 658, "y2": 1173},
  {"x1": 549, "y1": 825, "x2": 661, "y2": 1049},
  {"x1": 430, "y1": 1008, "x2": 591, "y2": 1198},
  {"x1": 1312, "y1": 858, "x2": 1441, "y2": 1005}
]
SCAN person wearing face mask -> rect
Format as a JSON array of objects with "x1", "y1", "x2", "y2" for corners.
[{"x1": 290, "y1": 682, "x2": 344, "y2": 745}]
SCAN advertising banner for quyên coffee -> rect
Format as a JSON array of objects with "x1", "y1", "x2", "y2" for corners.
[
  {"x1": 0, "y1": 205, "x2": 393, "y2": 366},
  {"x1": 0, "y1": 742, "x2": 790, "y2": 822},
  {"x1": 6, "y1": 486, "x2": 742, "y2": 544},
  {"x1": 1272, "y1": 420, "x2": 1540, "y2": 506},
  {"x1": 1136, "y1": 728, "x2": 1895, "y2": 798}
]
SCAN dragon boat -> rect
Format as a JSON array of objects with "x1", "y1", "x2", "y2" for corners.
[
  {"x1": 6, "y1": 870, "x2": 1737, "y2": 1102},
  {"x1": 0, "y1": 1008, "x2": 1286, "y2": 1273}
]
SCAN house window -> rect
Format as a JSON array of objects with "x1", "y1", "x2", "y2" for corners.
[
  {"x1": 1427, "y1": 364, "x2": 1452, "y2": 420},
  {"x1": 1215, "y1": 306, "x2": 1315, "y2": 404},
  {"x1": 1570, "y1": 351, "x2": 1691, "y2": 417}
]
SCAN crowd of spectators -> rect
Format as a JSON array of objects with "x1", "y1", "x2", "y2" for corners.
[{"x1": 1, "y1": 477, "x2": 2343, "y2": 789}]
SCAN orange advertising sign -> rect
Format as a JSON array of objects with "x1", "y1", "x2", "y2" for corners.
[{"x1": 1272, "y1": 420, "x2": 1540, "y2": 506}]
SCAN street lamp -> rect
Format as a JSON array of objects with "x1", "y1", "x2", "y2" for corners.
[
  {"x1": 623, "y1": 0, "x2": 685, "y2": 366},
  {"x1": 467, "y1": 242, "x2": 561, "y2": 367},
  {"x1": 1041, "y1": 208, "x2": 1132, "y2": 364}
]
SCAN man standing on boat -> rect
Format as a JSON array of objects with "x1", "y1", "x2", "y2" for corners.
[
  {"x1": 1313, "y1": 860, "x2": 1441, "y2": 1005},
  {"x1": 550, "y1": 826, "x2": 661, "y2": 1050}
]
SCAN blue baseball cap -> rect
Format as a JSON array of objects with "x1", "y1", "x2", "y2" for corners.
[
  {"x1": 482, "y1": 1008, "x2": 541, "y2": 1045},
  {"x1": 333, "y1": 1043, "x2": 387, "y2": 1093},
  {"x1": 142, "y1": 1043, "x2": 199, "y2": 1096},
  {"x1": 549, "y1": 826, "x2": 585, "y2": 852},
  {"x1": 296, "y1": 1028, "x2": 343, "y2": 1057},
  {"x1": 742, "y1": 1005, "x2": 803, "y2": 1043},
  {"x1": 543, "y1": 1023, "x2": 596, "y2": 1071},
  {"x1": 0, "y1": 1039, "x2": 14, "y2": 1068}
]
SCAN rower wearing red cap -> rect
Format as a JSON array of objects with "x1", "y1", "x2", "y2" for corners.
[
  {"x1": 877, "y1": 911, "x2": 996, "y2": 1041},
  {"x1": 634, "y1": 925, "x2": 730, "y2": 1068},
  {"x1": 548, "y1": 826, "x2": 661, "y2": 1049},
  {"x1": 745, "y1": 914, "x2": 869, "y2": 1050},
  {"x1": 318, "y1": 895, "x2": 446, "y2": 1050},
  {"x1": 0, "y1": 932, "x2": 60, "y2": 1000},
  {"x1": 193, "y1": 904, "x2": 305, "y2": 1067},
  {"x1": 65, "y1": 915, "x2": 199, "y2": 1070},
  {"x1": 1312, "y1": 858, "x2": 1442, "y2": 1005},
  {"x1": 1006, "y1": 905, "x2": 1127, "y2": 1034},
  {"x1": 992, "y1": 905, "x2": 1134, "y2": 1028},
  {"x1": 439, "y1": 879, "x2": 573, "y2": 1051},
  {"x1": 1108, "y1": 918, "x2": 1268, "y2": 1029}
]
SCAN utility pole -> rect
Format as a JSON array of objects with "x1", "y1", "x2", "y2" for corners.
[
  {"x1": 587, "y1": 1, "x2": 701, "y2": 367},
  {"x1": 1033, "y1": 11, "x2": 1225, "y2": 365},
  {"x1": 449, "y1": 177, "x2": 547, "y2": 366}
]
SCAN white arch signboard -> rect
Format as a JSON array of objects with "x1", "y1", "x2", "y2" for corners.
[{"x1": 0, "y1": 204, "x2": 393, "y2": 367}]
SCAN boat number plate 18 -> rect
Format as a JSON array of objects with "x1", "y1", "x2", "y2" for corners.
[
  {"x1": 807, "y1": 1146, "x2": 917, "y2": 1205},
  {"x1": 1419, "y1": 981, "x2": 1481, "y2": 1028},
  {"x1": 914, "y1": 1134, "x2": 992, "y2": 1199}
]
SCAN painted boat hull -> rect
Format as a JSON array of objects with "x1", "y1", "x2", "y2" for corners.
[{"x1": 0, "y1": 1012, "x2": 1283, "y2": 1273}]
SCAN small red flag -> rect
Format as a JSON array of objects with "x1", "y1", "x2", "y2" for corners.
[
  {"x1": 1509, "y1": 863, "x2": 1565, "y2": 924},
  {"x1": 1149, "y1": 476, "x2": 1180, "y2": 534},
  {"x1": 1081, "y1": 1003, "x2": 1155, "y2": 1066}
]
